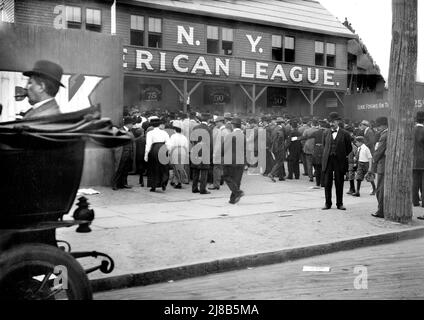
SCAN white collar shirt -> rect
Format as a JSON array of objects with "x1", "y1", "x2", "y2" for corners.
[
  {"x1": 332, "y1": 127, "x2": 339, "y2": 140},
  {"x1": 33, "y1": 97, "x2": 54, "y2": 110}
]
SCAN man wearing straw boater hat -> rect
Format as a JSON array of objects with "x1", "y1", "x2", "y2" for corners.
[{"x1": 22, "y1": 60, "x2": 65, "y2": 119}]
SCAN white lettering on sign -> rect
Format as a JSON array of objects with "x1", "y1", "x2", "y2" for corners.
[
  {"x1": 307, "y1": 68, "x2": 319, "y2": 84},
  {"x1": 357, "y1": 102, "x2": 389, "y2": 110},
  {"x1": 177, "y1": 26, "x2": 194, "y2": 46},
  {"x1": 256, "y1": 62, "x2": 268, "y2": 80},
  {"x1": 246, "y1": 35, "x2": 262, "y2": 53},
  {"x1": 241, "y1": 61, "x2": 254, "y2": 78},
  {"x1": 215, "y1": 58, "x2": 230, "y2": 76},
  {"x1": 290, "y1": 66, "x2": 303, "y2": 82},
  {"x1": 270, "y1": 65, "x2": 288, "y2": 81},
  {"x1": 173, "y1": 54, "x2": 189, "y2": 73},
  {"x1": 191, "y1": 56, "x2": 212, "y2": 75},
  {"x1": 324, "y1": 70, "x2": 335, "y2": 85},
  {"x1": 136, "y1": 50, "x2": 154, "y2": 70},
  {"x1": 53, "y1": 5, "x2": 66, "y2": 29},
  {"x1": 160, "y1": 52, "x2": 167, "y2": 71}
]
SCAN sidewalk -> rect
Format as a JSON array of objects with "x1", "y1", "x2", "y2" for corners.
[{"x1": 57, "y1": 170, "x2": 424, "y2": 292}]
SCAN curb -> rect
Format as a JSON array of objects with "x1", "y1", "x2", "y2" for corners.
[{"x1": 91, "y1": 226, "x2": 424, "y2": 293}]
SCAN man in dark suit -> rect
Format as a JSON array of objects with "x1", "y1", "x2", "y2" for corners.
[
  {"x1": 191, "y1": 113, "x2": 213, "y2": 194},
  {"x1": 223, "y1": 117, "x2": 245, "y2": 204},
  {"x1": 22, "y1": 60, "x2": 65, "y2": 119},
  {"x1": 112, "y1": 117, "x2": 135, "y2": 190},
  {"x1": 370, "y1": 117, "x2": 388, "y2": 218},
  {"x1": 321, "y1": 112, "x2": 352, "y2": 210},
  {"x1": 412, "y1": 112, "x2": 424, "y2": 213}
]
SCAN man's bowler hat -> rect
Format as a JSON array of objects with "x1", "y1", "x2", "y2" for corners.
[
  {"x1": 328, "y1": 112, "x2": 341, "y2": 122},
  {"x1": 416, "y1": 111, "x2": 424, "y2": 122},
  {"x1": 231, "y1": 117, "x2": 242, "y2": 126},
  {"x1": 375, "y1": 117, "x2": 388, "y2": 127},
  {"x1": 23, "y1": 60, "x2": 65, "y2": 87}
]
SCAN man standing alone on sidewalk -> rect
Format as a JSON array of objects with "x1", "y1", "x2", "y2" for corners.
[
  {"x1": 370, "y1": 117, "x2": 388, "y2": 218},
  {"x1": 223, "y1": 118, "x2": 245, "y2": 204},
  {"x1": 321, "y1": 112, "x2": 352, "y2": 211}
]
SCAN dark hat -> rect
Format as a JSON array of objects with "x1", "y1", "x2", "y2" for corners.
[
  {"x1": 328, "y1": 112, "x2": 341, "y2": 121},
  {"x1": 262, "y1": 116, "x2": 271, "y2": 122},
  {"x1": 201, "y1": 113, "x2": 211, "y2": 122},
  {"x1": 23, "y1": 60, "x2": 65, "y2": 87},
  {"x1": 355, "y1": 136, "x2": 365, "y2": 143},
  {"x1": 149, "y1": 118, "x2": 162, "y2": 126},
  {"x1": 231, "y1": 117, "x2": 242, "y2": 126},
  {"x1": 375, "y1": 116, "x2": 388, "y2": 127},
  {"x1": 416, "y1": 111, "x2": 424, "y2": 122}
]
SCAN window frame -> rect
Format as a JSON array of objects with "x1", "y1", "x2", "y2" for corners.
[
  {"x1": 130, "y1": 14, "x2": 145, "y2": 47},
  {"x1": 85, "y1": 7, "x2": 102, "y2": 32},
  {"x1": 221, "y1": 27, "x2": 234, "y2": 56},
  {"x1": 65, "y1": 5, "x2": 82, "y2": 29},
  {"x1": 271, "y1": 35, "x2": 283, "y2": 62},
  {"x1": 206, "y1": 25, "x2": 220, "y2": 54},
  {"x1": 148, "y1": 17, "x2": 162, "y2": 48},
  {"x1": 326, "y1": 42, "x2": 336, "y2": 68},
  {"x1": 283, "y1": 35, "x2": 296, "y2": 63}
]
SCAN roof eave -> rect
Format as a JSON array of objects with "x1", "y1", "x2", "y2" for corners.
[{"x1": 117, "y1": 0, "x2": 358, "y2": 40}]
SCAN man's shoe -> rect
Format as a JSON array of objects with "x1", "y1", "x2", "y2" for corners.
[
  {"x1": 279, "y1": 177, "x2": 286, "y2": 181},
  {"x1": 122, "y1": 185, "x2": 132, "y2": 189},
  {"x1": 309, "y1": 178, "x2": 314, "y2": 182},
  {"x1": 370, "y1": 191, "x2": 376, "y2": 196},
  {"x1": 192, "y1": 189, "x2": 200, "y2": 193},
  {"x1": 268, "y1": 174, "x2": 276, "y2": 183},
  {"x1": 200, "y1": 191, "x2": 211, "y2": 195},
  {"x1": 322, "y1": 206, "x2": 331, "y2": 210},
  {"x1": 232, "y1": 191, "x2": 245, "y2": 204},
  {"x1": 287, "y1": 176, "x2": 293, "y2": 180},
  {"x1": 417, "y1": 216, "x2": 424, "y2": 220},
  {"x1": 208, "y1": 186, "x2": 220, "y2": 190},
  {"x1": 352, "y1": 193, "x2": 360, "y2": 197},
  {"x1": 150, "y1": 188, "x2": 156, "y2": 192},
  {"x1": 371, "y1": 213, "x2": 384, "y2": 218},
  {"x1": 174, "y1": 184, "x2": 182, "y2": 189},
  {"x1": 112, "y1": 186, "x2": 119, "y2": 191},
  {"x1": 346, "y1": 190, "x2": 355, "y2": 195},
  {"x1": 337, "y1": 206, "x2": 347, "y2": 211}
]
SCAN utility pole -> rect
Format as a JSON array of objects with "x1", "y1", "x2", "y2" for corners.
[{"x1": 384, "y1": 0, "x2": 418, "y2": 223}]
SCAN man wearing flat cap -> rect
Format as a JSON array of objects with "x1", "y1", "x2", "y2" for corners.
[
  {"x1": 321, "y1": 112, "x2": 352, "y2": 211},
  {"x1": 370, "y1": 116, "x2": 388, "y2": 218},
  {"x1": 413, "y1": 112, "x2": 424, "y2": 217},
  {"x1": 22, "y1": 60, "x2": 65, "y2": 119}
]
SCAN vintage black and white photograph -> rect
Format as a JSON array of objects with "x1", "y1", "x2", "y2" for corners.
[{"x1": 0, "y1": 0, "x2": 423, "y2": 303}]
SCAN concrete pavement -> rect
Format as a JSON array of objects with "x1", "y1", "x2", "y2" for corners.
[{"x1": 56, "y1": 169, "x2": 424, "y2": 292}]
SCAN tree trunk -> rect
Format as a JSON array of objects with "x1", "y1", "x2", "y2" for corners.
[{"x1": 384, "y1": 0, "x2": 418, "y2": 223}]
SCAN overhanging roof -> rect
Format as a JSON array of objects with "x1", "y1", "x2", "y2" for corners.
[{"x1": 118, "y1": 0, "x2": 357, "y2": 39}]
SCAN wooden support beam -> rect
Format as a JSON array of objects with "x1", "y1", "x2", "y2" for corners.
[
  {"x1": 239, "y1": 84, "x2": 253, "y2": 101},
  {"x1": 333, "y1": 91, "x2": 345, "y2": 107},
  {"x1": 183, "y1": 79, "x2": 188, "y2": 113},
  {"x1": 313, "y1": 90, "x2": 324, "y2": 105},
  {"x1": 188, "y1": 81, "x2": 202, "y2": 96},
  {"x1": 168, "y1": 79, "x2": 183, "y2": 98},
  {"x1": 299, "y1": 89, "x2": 312, "y2": 104}
]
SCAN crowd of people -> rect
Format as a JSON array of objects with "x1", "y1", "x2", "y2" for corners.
[{"x1": 112, "y1": 106, "x2": 407, "y2": 212}]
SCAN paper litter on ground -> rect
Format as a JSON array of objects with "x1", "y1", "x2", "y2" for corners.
[
  {"x1": 302, "y1": 266, "x2": 331, "y2": 272},
  {"x1": 77, "y1": 188, "x2": 100, "y2": 196}
]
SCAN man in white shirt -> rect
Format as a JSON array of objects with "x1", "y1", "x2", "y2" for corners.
[
  {"x1": 22, "y1": 60, "x2": 65, "y2": 119},
  {"x1": 144, "y1": 118, "x2": 171, "y2": 192},
  {"x1": 352, "y1": 136, "x2": 373, "y2": 197},
  {"x1": 169, "y1": 120, "x2": 189, "y2": 189},
  {"x1": 210, "y1": 116, "x2": 231, "y2": 190}
]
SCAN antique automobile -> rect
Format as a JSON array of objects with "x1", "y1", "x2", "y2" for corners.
[{"x1": 0, "y1": 105, "x2": 132, "y2": 300}]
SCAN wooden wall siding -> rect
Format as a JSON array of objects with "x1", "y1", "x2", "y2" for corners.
[
  {"x1": 123, "y1": 47, "x2": 348, "y2": 91},
  {"x1": 0, "y1": 22, "x2": 124, "y2": 186},
  {"x1": 1, "y1": 0, "x2": 15, "y2": 22},
  {"x1": 14, "y1": 0, "x2": 112, "y2": 34},
  {"x1": 116, "y1": 4, "x2": 348, "y2": 71},
  {"x1": 123, "y1": 0, "x2": 355, "y2": 38}
]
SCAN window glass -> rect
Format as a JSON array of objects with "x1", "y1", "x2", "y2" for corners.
[
  {"x1": 285, "y1": 36, "x2": 295, "y2": 50},
  {"x1": 148, "y1": 17, "x2": 162, "y2": 33},
  {"x1": 131, "y1": 15, "x2": 144, "y2": 30},
  {"x1": 272, "y1": 35, "x2": 282, "y2": 48},
  {"x1": 222, "y1": 28, "x2": 233, "y2": 41},
  {"x1": 86, "y1": 9, "x2": 101, "y2": 25},
  {"x1": 284, "y1": 36, "x2": 295, "y2": 62},
  {"x1": 315, "y1": 41, "x2": 324, "y2": 53},
  {"x1": 326, "y1": 43, "x2": 336, "y2": 55},
  {"x1": 207, "y1": 26, "x2": 219, "y2": 39},
  {"x1": 66, "y1": 6, "x2": 81, "y2": 22}
]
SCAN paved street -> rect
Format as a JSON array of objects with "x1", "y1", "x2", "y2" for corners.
[
  {"x1": 95, "y1": 237, "x2": 424, "y2": 300},
  {"x1": 57, "y1": 171, "x2": 424, "y2": 281}
]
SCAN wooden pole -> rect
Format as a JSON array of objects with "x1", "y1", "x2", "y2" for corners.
[{"x1": 384, "y1": 0, "x2": 418, "y2": 223}]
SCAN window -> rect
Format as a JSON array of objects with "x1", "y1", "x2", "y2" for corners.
[
  {"x1": 222, "y1": 28, "x2": 233, "y2": 56},
  {"x1": 284, "y1": 36, "x2": 295, "y2": 63},
  {"x1": 326, "y1": 42, "x2": 336, "y2": 68},
  {"x1": 207, "y1": 26, "x2": 219, "y2": 54},
  {"x1": 130, "y1": 15, "x2": 144, "y2": 46},
  {"x1": 272, "y1": 35, "x2": 282, "y2": 61},
  {"x1": 0, "y1": 7, "x2": 4, "y2": 22},
  {"x1": 86, "y1": 8, "x2": 101, "y2": 32},
  {"x1": 148, "y1": 17, "x2": 162, "y2": 48},
  {"x1": 66, "y1": 6, "x2": 82, "y2": 29},
  {"x1": 315, "y1": 41, "x2": 324, "y2": 66}
]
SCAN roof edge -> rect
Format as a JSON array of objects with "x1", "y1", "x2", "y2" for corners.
[{"x1": 117, "y1": 0, "x2": 358, "y2": 39}]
